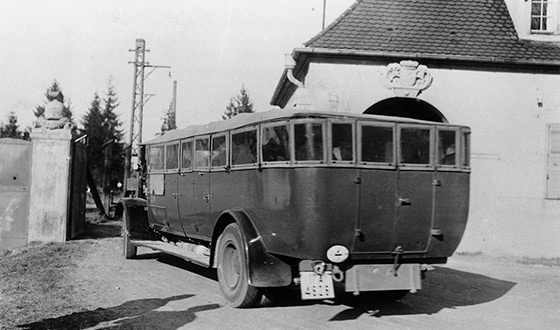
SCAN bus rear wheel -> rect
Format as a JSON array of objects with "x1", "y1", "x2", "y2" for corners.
[{"x1": 217, "y1": 223, "x2": 262, "y2": 308}]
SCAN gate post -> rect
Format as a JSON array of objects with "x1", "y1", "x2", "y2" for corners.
[{"x1": 28, "y1": 94, "x2": 73, "y2": 243}]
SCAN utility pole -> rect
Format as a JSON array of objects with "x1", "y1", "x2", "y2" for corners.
[{"x1": 123, "y1": 39, "x2": 170, "y2": 197}]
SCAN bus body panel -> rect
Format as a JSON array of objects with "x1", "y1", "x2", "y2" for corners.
[
  {"x1": 353, "y1": 169, "x2": 398, "y2": 254},
  {"x1": 428, "y1": 171, "x2": 470, "y2": 256},
  {"x1": 395, "y1": 170, "x2": 434, "y2": 253}
]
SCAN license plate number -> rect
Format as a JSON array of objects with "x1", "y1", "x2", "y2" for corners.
[{"x1": 300, "y1": 271, "x2": 335, "y2": 300}]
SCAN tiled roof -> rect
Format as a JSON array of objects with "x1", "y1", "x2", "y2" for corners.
[{"x1": 304, "y1": 0, "x2": 560, "y2": 63}]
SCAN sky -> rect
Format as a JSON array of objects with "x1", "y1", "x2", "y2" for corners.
[{"x1": 0, "y1": 0, "x2": 355, "y2": 141}]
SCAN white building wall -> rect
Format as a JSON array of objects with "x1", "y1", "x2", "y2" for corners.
[{"x1": 287, "y1": 62, "x2": 560, "y2": 258}]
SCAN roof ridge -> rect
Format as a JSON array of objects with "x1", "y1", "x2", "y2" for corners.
[{"x1": 303, "y1": 0, "x2": 363, "y2": 47}]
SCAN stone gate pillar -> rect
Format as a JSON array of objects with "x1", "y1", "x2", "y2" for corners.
[{"x1": 28, "y1": 92, "x2": 73, "y2": 243}]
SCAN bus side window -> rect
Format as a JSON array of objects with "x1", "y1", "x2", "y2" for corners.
[
  {"x1": 149, "y1": 145, "x2": 164, "y2": 171},
  {"x1": 165, "y1": 143, "x2": 179, "y2": 170},
  {"x1": 295, "y1": 122, "x2": 324, "y2": 161},
  {"x1": 181, "y1": 140, "x2": 193, "y2": 170},
  {"x1": 262, "y1": 125, "x2": 290, "y2": 162},
  {"x1": 194, "y1": 137, "x2": 210, "y2": 168},
  {"x1": 361, "y1": 125, "x2": 394, "y2": 163},
  {"x1": 400, "y1": 127, "x2": 431, "y2": 165},
  {"x1": 211, "y1": 135, "x2": 227, "y2": 167},
  {"x1": 331, "y1": 123, "x2": 353, "y2": 162},
  {"x1": 232, "y1": 129, "x2": 257, "y2": 165},
  {"x1": 438, "y1": 130, "x2": 456, "y2": 166}
]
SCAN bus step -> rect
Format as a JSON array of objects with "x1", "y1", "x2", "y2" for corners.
[{"x1": 132, "y1": 239, "x2": 211, "y2": 268}]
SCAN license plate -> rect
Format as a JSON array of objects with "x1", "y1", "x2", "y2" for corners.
[{"x1": 300, "y1": 271, "x2": 335, "y2": 300}]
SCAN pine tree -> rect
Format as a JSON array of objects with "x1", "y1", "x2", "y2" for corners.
[
  {"x1": 101, "y1": 80, "x2": 124, "y2": 188},
  {"x1": 223, "y1": 85, "x2": 254, "y2": 120},
  {"x1": 0, "y1": 111, "x2": 24, "y2": 139},
  {"x1": 80, "y1": 80, "x2": 124, "y2": 189},
  {"x1": 161, "y1": 105, "x2": 177, "y2": 134},
  {"x1": 80, "y1": 93, "x2": 105, "y2": 185}
]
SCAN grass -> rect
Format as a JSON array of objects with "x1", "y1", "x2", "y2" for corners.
[
  {"x1": 0, "y1": 214, "x2": 122, "y2": 329},
  {"x1": 0, "y1": 241, "x2": 92, "y2": 328}
]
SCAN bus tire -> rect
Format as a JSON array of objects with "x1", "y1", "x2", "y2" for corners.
[
  {"x1": 217, "y1": 223, "x2": 262, "y2": 308},
  {"x1": 123, "y1": 231, "x2": 137, "y2": 259}
]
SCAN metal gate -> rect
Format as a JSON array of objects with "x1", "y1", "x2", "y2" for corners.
[
  {"x1": 67, "y1": 136, "x2": 88, "y2": 239},
  {"x1": 0, "y1": 138, "x2": 31, "y2": 251}
]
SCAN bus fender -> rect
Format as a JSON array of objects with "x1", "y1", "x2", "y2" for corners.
[
  {"x1": 213, "y1": 209, "x2": 292, "y2": 287},
  {"x1": 116, "y1": 198, "x2": 155, "y2": 241}
]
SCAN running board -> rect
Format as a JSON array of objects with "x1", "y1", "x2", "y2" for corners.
[{"x1": 132, "y1": 239, "x2": 211, "y2": 268}]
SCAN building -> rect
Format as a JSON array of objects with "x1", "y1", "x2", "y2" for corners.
[{"x1": 271, "y1": 0, "x2": 560, "y2": 258}]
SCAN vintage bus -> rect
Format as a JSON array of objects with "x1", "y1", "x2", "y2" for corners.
[{"x1": 119, "y1": 109, "x2": 470, "y2": 307}]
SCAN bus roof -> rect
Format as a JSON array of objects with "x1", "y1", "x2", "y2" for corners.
[{"x1": 143, "y1": 108, "x2": 466, "y2": 145}]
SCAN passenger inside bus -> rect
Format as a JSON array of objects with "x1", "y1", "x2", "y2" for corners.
[
  {"x1": 232, "y1": 131, "x2": 257, "y2": 165},
  {"x1": 332, "y1": 123, "x2": 353, "y2": 161},
  {"x1": 262, "y1": 125, "x2": 290, "y2": 161}
]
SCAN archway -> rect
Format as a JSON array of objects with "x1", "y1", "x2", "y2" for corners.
[{"x1": 363, "y1": 97, "x2": 448, "y2": 123}]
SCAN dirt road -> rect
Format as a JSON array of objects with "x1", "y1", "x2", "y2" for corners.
[{"x1": 14, "y1": 229, "x2": 560, "y2": 330}]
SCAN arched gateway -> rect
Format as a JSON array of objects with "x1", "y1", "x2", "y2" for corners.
[{"x1": 364, "y1": 97, "x2": 448, "y2": 123}]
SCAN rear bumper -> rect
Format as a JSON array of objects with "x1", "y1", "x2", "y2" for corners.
[{"x1": 345, "y1": 264, "x2": 422, "y2": 294}]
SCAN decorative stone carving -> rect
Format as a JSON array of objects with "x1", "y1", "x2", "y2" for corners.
[
  {"x1": 35, "y1": 91, "x2": 73, "y2": 130},
  {"x1": 380, "y1": 60, "x2": 433, "y2": 97}
]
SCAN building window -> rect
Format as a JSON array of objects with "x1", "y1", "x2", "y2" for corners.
[
  {"x1": 532, "y1": 0, "x2": 556, "y2": 33},
  {"x1": 546, "y1": 124, "x2": 560, "y2": 199}
]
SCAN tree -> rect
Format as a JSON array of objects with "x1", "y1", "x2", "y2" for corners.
[
  {"x1": 34, "y1": 80, "x2": 75, "y2": 126},
  {"x1": 80, "y1": 80, "x2": 124, "y2": 189},
  {"x1": 160, "y1": 105, "x2": 177, "y2": 134},
  {"x1": 101, "y1": 80, "x2": 124, "y2": 189},
  {"x1": 0, "y1": 111, "x2": 28, "y2": 139},
  {"x1": 222, "y1": 85, "x2": 254, "y2": 120}
]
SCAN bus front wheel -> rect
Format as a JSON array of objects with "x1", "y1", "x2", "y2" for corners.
[{"x1": 217, "y1": 223, "x2": 262, "y2": 308}]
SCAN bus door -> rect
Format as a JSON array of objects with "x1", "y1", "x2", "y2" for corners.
[
  {"x1": 395, "y1": 125, "x2": 435, "y2": 253},
  {"x1": 163, "y1": 143, "x2": 182, "y2": 234},
  {"x1": 191, "y1": 136, "x2": 212, "y2": 239},
  {"x1": 177, "y1": 139, "x2": 196, "y2": 236},
  {"x1": 354, "y1": 122, "x2": 397, "y2": 253}
]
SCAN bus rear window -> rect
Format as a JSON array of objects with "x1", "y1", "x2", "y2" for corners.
[
  {"x1": 462, "y1": 130, "x2": 471, "y2": 167},
  {"x1": 262, "y1": 124, "x2": 290, "y2": 162},
  {"x1": 332, "y1": 123, "x2": 353, "y2": 162},
  {"x1": 438, "y1": 130, "x2": 457, "y2": 166},
  {"x1": 295, "y1": 122, "x2": 324, "y2": 162},
  {"x1": 400, "y1": 127, "x2": 431, "y2": 165},
  {"x1": 361, "y1": 125, "x2": 394, "y2": 164},
  {"x1": 149, "y1": 145, "x2": 164, "y2": 171},
  {"x1": 232, "y1": 129, "x2": 257, "y2": 165}
]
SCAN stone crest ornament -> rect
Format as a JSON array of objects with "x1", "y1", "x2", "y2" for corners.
[
  {"x1": 380, "y1": 60, "x2": 433, "y2": 97},
  {"x1": 35, "y1": 91, "x2": 73, "y2": 130}
]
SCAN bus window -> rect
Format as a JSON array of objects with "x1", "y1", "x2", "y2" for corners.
[
  {"x1": 462, "y1": 129, "x2": 471, "y2": 168},
  {"x1": 400, "y1": 127, "x2": 431, "y2": 165},
  {"x1": 194, "y1": 137, "x2": 210, "y2": 168},
  {"x1": 165, "y1": 143, "x2": 179, "y2": 170},
  {"x1": 331, "y1": 123, "x2": 354, "y2": 162},
  {"x1": 149, "y1": 145, "x2": 164, "y2": 171},
  {"x1": 295, "y1": 122, "x2": 324, "y2": 162},
  {"x1": 181, "y1": 140, "x2": 193, "y2": 170},
  {"x1": 232, "y1": 129, "x2": 257, "y2": 166},
  {"x1": 360, "y1": 125, "x2": 394, "y2": 164},
  {"x1": 211, "y1": 135, "x2": 227, "y2": 168},
  {"x1": 262, "y1": 124, "x2": 290, "y2": 162},
  {"x1": 438, "y1": 130, "x2": 457, "y2": 166}
]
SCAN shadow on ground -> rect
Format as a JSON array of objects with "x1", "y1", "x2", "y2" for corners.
[
  {"x1": 76, "y1": 220, "x2": 122, "y2": 240},
  {"x1": 328, "y1": 266, "x2": 517, "y2": 321},
  {"x1": 18, "y1": 294, "x2": 221, "y2": 330}
]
